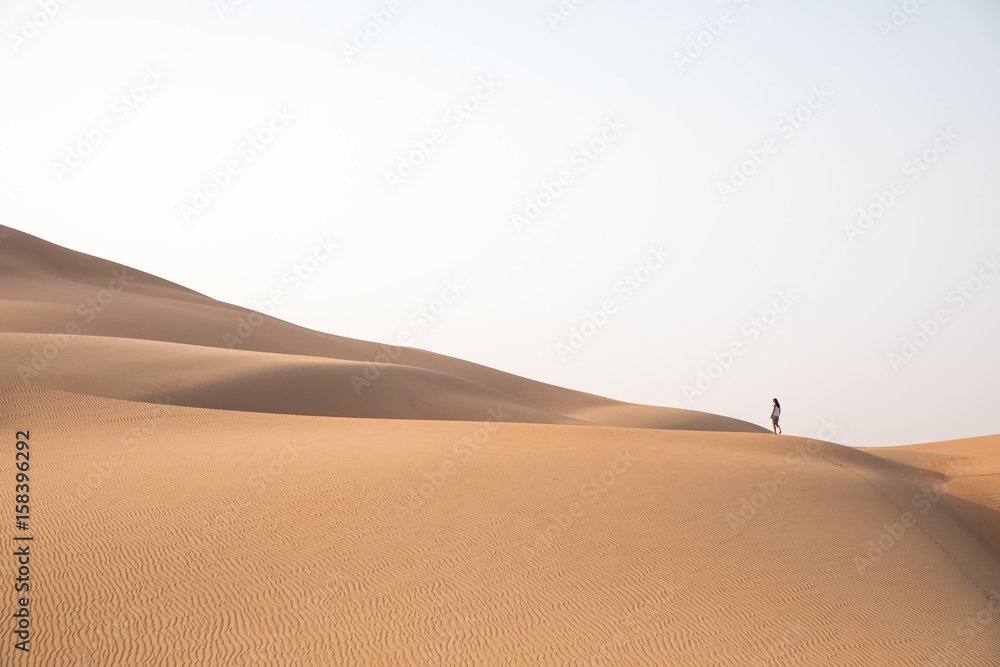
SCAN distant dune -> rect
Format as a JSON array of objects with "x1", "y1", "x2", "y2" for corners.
[{"x1": 1, "y1": 224, "x2": 997, "y2": 665}]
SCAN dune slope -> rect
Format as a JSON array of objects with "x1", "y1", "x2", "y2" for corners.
[
  {"x1": 0, "y1": 224, "x2": 764, "y2": 432},
  {"x1": 2, "y1": 380, "x2": 1000, "y2": 666},
  {"x1": 862, "y1": 436, "x2": 1000, "y2": 559}
]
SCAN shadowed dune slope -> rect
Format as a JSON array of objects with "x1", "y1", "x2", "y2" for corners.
[
  {"x1": 1, "y1": 380, "x2": 998, "y2": 665},
  {"x1": 0, "y1": 224, "x2": 764, "y2": 431},
  {"x1": 0, "y1": 332, "x2": 582, "y2": 424},
  {"x1": 863, "y1": 436, "x2": 1000, "y2": 558}
]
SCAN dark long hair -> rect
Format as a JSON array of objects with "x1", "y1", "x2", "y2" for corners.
[{"x1": 773, "y1": 398, "x2": 780, "y2": 409}]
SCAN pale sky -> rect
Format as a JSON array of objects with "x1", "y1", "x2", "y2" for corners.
[{"x1": 2, "y1": 0, "x2": 998, "y2": 447}]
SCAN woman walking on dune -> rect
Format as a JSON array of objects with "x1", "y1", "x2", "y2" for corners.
[{"x1": 771, "y1": 398, "x2": 781, "y2": 434}]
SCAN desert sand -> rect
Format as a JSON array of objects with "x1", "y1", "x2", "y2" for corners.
[{"x1": 1, "y1": 224, "x2": 998, "y2": 665}]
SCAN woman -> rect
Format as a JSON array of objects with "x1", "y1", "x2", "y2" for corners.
[{"x1": 770, "y1": 398, "x2": 781, "y2": 435}]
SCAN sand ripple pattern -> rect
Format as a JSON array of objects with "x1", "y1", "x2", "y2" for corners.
[{"x1": 2, "y1": 381, "x2": 999, "y2": 665}]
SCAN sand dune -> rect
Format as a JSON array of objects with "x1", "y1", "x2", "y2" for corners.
[
  {"x1": 863, "y1": 436, "x2": 1000, "y2": 561},
  {"x1": 0, "y1": 332, "x2": 585, "y2": 425},
  {"x1": 0, "y1": 224, "x2": 764, "y2": 433},
  {"x1": 2, "y1": 380, "x2": 999, "y2": 665},
  {"x1": 1, "y1": 224, "x2": 998, "y2": 665}
]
